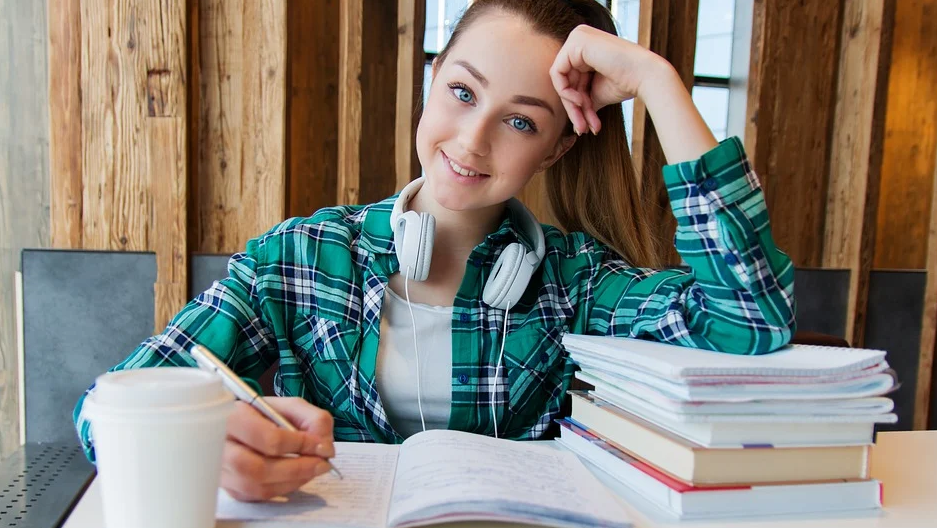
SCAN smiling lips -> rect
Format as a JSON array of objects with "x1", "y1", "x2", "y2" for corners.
[{"x1": 445, "y1": 153, "x2": 490, "y2": 178}]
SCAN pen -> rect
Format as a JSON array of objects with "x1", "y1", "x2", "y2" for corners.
[{"x1": 190, "y1": 344, "x2": 343, "y2": 480}]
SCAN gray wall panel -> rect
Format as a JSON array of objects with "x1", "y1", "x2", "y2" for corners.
[
  {"x1": 865, "y1": 270, "x2": 927, "y2": 432},
  {"x1": 22, "y1": 250, "x2": 156, "y2": 443},
  {"x1": 793, "y1": 268, "x2": 850, "y2": 339},
  {"x1": 190, "y1": 254, "x2": 233, "y2": 300}
]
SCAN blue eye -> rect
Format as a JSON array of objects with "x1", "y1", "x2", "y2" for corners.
[
  {"x1": 510, "y1": 117, "x2": 532, "y2": 132},
  {"x1": 452, "y1": 86, "x2": 474, "y2": 103}
]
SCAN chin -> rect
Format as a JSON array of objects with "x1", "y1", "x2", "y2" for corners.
[{"x1": 425, "y1": 172, "x2": 481, "y2": 211}]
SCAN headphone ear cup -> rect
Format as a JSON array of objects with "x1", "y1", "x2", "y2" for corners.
[
  {"x1": 395, "y1": 210, "x2": 434, "y2": 281},
  {"x1": 416, "y1": 214, "x2": 435, "y2": 280},
  {"x1": 483, "y1": 243, "x2": 525, "y2": 309}
]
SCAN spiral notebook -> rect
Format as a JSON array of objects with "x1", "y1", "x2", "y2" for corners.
[{"x1": 561, "y1": 335, "x2": 887, "y2": 379}]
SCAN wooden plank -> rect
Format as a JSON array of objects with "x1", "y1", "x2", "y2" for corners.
[
  {"x1": 143, "y1": 0, "x2": 188, "y2": 330},
  {"x1": 919, "y1": 139, "x2": 937, "y2": 430},
  {"x1": 150, "y1": 118, "x2": 188, "y2": 332},
  {"x1": 0, "y1": 0, "x2": 51, "y2": 459},
  {"x1": 287, "y1": 0, "x2": 340, "y2": 217},
  {"x1": 196, "y1": 0, "x2": 287, "y2": 253},
  {"x1": 80, "y1": 0, "x2": 151, "y2": 251},
  {"x1": 395, "y1": 0, "x2": 426, "y2": 192},
  {"x1": 187, "y1": 0, "x2": 201, "y2": 254},
  {"x1": 822, "y1": 0, "x2": 895, "y2": 349},
  {"x1": 874, "y1": 0, "x2": 937, "y2": 270},
  {"x1": 359, "y1": 0, "x2": 400, "y2": 204},
  {"x1": 48, "y1": 0, "x2": 83, "y2": 249},
  {"x1": 631, "y1": 0, "x2": 698, "y2": 266},
  {"x1": 338, "y1": 0, "x2": 363, "y2": 205},
  {"x1": 745, "y1": 0, "x2": 842, "y2": 268}
]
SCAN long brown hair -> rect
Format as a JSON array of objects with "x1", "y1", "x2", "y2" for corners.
[{"x1": 435, "y1": 0, "x2": 661, "y2": 268}]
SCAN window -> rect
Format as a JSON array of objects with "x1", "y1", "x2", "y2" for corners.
[
  {"x1": 692, "y1": 0, "x2": 735, "y2": 140},
  {"x1": 422, "y1": 0, "x2": 736, "y2": 143}
]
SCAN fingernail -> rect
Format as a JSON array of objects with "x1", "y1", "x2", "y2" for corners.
[
  {"x1": 315, "y1": 442, "x2": 334, "y2": 458},
  {"x1": 589, "y1": 124, "x2": 597, "y2": 135}
]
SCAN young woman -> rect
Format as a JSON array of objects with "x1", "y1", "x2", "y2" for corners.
[{"x1": 74, "y1": 0, "x2": 794, "y2": 502}]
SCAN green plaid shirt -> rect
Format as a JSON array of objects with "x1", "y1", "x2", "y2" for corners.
[{"x1": 75, "y1": 137, "x2": 795, "y2": 460}]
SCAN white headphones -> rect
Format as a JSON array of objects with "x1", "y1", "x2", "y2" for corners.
[{"x1": 390, "y1": 177, "x2": 546, "y2": 310}]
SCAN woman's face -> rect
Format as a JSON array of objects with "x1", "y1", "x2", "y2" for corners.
[{"x1": 415, "y1": 13, "x2": 573, "y2": 213}]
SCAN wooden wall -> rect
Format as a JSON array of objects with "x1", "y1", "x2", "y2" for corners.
[
  {"x1": 744, "y1": 0, "x2": 844, "y2": 269},
  {"x1": 875, "y1": 0, "x2": 937, "y2": 270}
]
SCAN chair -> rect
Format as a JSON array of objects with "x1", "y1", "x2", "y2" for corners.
[{"x1": 0, "y1": 249, "x2": 158, "y2": 527}]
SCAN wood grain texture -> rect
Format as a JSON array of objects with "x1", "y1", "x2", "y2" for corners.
[
  {"x1": 0, "y1": 0, "x2": 51, "y2": 459},
  {"x1": 359, "y1": 0, "x2": 399, "y2": 204},
  {"x1": 48, "y1": 0, "x2": 83, "y2": 249},
  {"x1": 919, "y1": 138, "x2": 937, "y2": 429},
  {"x1": 395, "y1": 0, "x2": 426, "y2": 192},
  {"x1": 80, "y1": 0, "x2": 151, "y2": 251},
  {"x1": 822, "y1": 0, "x2": 895, "y2": 349},
  {"x1": 631, "y1": 0, "x2": 698, "y2": 265},
  {"x1": 145, "y1": 0, "x2": 188, "y2": 329},
  {"x1": 287, "y1": 0, "x2": 340, "y2": 217},
  {"x1": 745, "y1": 0, "x2": 842, "y2": 268},
  {"x1": 874, "y1": 0, "x2": 937, "y2": 270},
  {"x1": 338, "y1": 0, "x2": 363, "y2": 205},
  {"x1": 149, "y1": 118, "x2": 187, "y2": 332},
  {"x1": 195, "y1": 0, "x2": 286, "y2": 253}
]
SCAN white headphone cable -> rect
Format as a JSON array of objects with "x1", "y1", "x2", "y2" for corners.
[
  {"x1": 404, "y1": 268, "x2": 428, "y2": 432},
  {"x1": 491, "y1": 302, "x2": 511, "y2": 439}
]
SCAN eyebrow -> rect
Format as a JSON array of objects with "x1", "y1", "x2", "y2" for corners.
[{"x1": 454, "y1": 60, "x2": 555, "y2": 116}]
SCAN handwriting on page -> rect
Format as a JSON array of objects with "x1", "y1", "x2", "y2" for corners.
[
  {"x1": 388, "y1": 430, "x2": 625, "y2": 524},
  {"x1": 216, "y1": 443, "x2": 399, "y2": 528}
]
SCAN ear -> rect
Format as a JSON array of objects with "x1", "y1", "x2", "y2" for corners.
[{"x1": 538, "y1": 133, "x2": 577, "y2": 172}]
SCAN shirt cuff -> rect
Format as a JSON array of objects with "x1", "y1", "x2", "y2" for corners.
[{"x1": 662, "y1": 136, "x2": 761, "y2": 224}]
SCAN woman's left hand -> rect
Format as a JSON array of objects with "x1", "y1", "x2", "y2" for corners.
[{"x1": 549, "y1": 24, "x2": 672, "y2": 136}]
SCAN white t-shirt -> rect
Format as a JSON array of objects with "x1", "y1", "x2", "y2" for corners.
[{"x1": 375, "y1": 286, "x2": 453, "y2": 437}]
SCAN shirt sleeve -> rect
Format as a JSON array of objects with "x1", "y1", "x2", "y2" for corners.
[
  {"x1": 585, "y1": 136, "x2": 796, "y2": 355},
  {"x1": 73, "y1": 236, "x2": 277, "y2": 462}
]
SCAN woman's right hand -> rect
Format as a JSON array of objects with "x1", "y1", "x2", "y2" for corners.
[{"x1": 220, "y1": 397, "x2": 336, "y2": 502}]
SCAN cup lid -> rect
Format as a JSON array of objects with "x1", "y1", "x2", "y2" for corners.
[{"x1": 87, "y1": 367, "x2": 232, "y2": 411}]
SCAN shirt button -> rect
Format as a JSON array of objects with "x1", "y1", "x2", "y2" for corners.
[
  {"x1": 724, "y1": 253, "x2": 740, "y2": 266},
  {"x1": 458, "y1": 374, "x2": 469, "y2": 384},
  {"x1": 540, "y1": 352, "x2": 550, "y2": 363},
  {"x1": 701, "y1": 178, "x2": 718, "y2": 191},
  {"x1": 460, "y1": 313, "x2": 470, "y2": 323},
  {"x1": 315, "y1": 342, "x2": 324, "y2": 352},
  {"x1": 471, "y1": 258, "x2": 483, "y2": 267}
]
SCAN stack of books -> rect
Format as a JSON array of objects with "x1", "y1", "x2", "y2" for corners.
[{"x1": 557, "y1": 335, "x2": 897, "y2": 520}]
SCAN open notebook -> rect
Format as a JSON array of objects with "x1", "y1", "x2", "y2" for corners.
[{"x1": 216, "y1": 430, "x2": 631, "y2": 528}]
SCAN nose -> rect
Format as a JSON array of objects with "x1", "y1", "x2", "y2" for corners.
[{"x1": 458, "y1": 114, "x2": 491, "y2": 157}]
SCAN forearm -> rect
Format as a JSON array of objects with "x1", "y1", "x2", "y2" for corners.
[{"x1": 637, "y1": 59, "x2": 718, "y2": 164}]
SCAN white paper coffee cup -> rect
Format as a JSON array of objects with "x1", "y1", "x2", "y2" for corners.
[{"x1": 84, "y1": 367, "x2": 235, "y2": 528}]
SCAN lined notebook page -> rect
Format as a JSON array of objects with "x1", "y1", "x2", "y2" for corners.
[
  {"x1": 562, "y1": 335, "x2": 886, "y2": 378},
  {"x1": 216, "y1": 443, "x2": 399, "y2": 527},
  {"x1": 388, "y1": 430, "x2": 631, "y2": 528}
]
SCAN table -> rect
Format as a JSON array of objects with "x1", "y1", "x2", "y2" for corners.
[{"x1": 62, "y1": 431, "x2": 937, "y2": 528}]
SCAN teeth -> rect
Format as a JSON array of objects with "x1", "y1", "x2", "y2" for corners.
[{"x1": 448, "y1": 158, "x2": 479, "y2": 177}]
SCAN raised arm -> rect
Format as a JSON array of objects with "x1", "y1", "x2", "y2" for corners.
[{"x1": 551, "y1": 25, "x2": 795, "y2": 354}]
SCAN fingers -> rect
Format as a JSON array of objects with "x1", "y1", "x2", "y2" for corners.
[
  {"x1": 551, "y1": 41, "x2": 601, "y2": 136},
  {"x1": 267, "y1": 397, "x2": 335, "y2": 439},
  {"x1": 576, "y1": 72, "x2": 602, "y2": 136},
  {"x1": 221, "y1": 440, "x2": 333, "y2": 502},
  {"x1": 227, "y1": 402, "x2": 327, "y2": 457}
]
